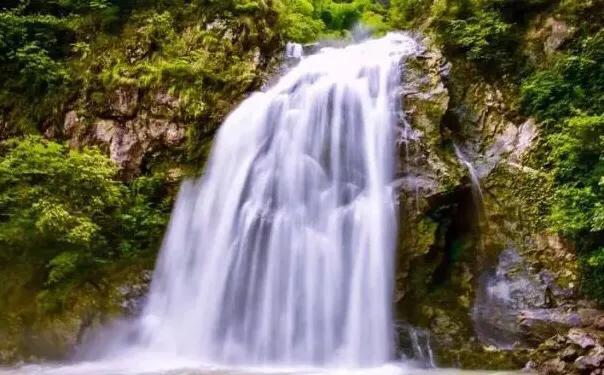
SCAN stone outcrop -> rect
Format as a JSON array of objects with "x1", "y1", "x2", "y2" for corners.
[
  {"x1": 392, "y1": 37, "x2": 535, "y2": 368},
  {"x1": 60, "y1": 89, "x2": 186, "y2": 178},
  {"x1": 391, "y1": 35, "x2": 596, "y2": 372},
  {"x1": 524, "y1": 14, "x2": 576, "y2": 67}
]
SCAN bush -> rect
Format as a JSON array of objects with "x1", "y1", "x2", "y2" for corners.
[
  {"x1": 547, "y1": 115, "x2": 603, "y2": 235},
  {"x1": 545, "y1": 114, "x2": 604, "y2": 301},
  {"x1": 389, "y1": 0, "x2": 431, "y2": 27},
  {"x1": 521, "y1": 32, "x2": 604, "y2": 125},
  {"x1": 0, "y1": 136, "x2": 123, "y2": 255},
  {"x1": 277, "y1": 0, "x2": 324, "y2": 42},
  {"x1": 446, "y1": 10, "x2": 512, "y2": 63},
  {"x1": 519, "y1": 25, "x2": 604, "y2": 303},
  {"x1": 389, "y1": 0, "x2": 519, "y2": 70},
  {"x1": 0, "y1": 137, "x2": 171, "y2": 287},
  {"x1": 117, "y1": 174, "x2": 171, "y2": 257}
]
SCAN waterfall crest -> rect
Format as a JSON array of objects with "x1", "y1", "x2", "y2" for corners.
[{"x1": 110, "y1": 33, "x2": 418, "y2": 368}]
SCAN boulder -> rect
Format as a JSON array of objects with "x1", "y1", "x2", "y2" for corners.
[
  {"x1": 567, "y1": 328, "x2": 597, "y2": 349},
  {"x1": 530, "y1": 328, "x2": 604, "y2": 374},
  {"x1": 575, "y1": 345, "x2": 604, "y2": 371},
  {"x1": 540, "y1": 358, "x2": 569, "y2": 375},
  {"x1": 543, "y1": 17, "x2": 574, "y2": 56}
]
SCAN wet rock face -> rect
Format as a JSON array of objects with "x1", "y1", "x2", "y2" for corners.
[
  {"x1": 116, "y1": 270, "x2": 153, "y2": 315},
  {"x1": 62, "y1": 89, "x2": 186, "y2": 178},
  {"x1": 473, "y1": 248, "x2": 549, "y2": 348},
  {"x1": 391, "y1": 35, "x2": 594, "y2": 371},
  {"x1": 396, "y1": 39, "x2": 457, "y2": 195},
  {"x1": 393, "y1": 37, "x2": 463, "y2": 319},
  {"x1": 524, "y1": 15, "x2": 576, "y2": 66},
  {"x1": 472, "y1": 246, "x2": 583, "y2": 349},
  {"x1": 392, "y1": 37, "x2": 542, "y2": 368},
  {"x1": 98, "y1": 86, "x2": 140, "y2": 119}
]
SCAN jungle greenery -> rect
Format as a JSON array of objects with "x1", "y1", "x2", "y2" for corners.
[
  {"x1": 0, "y1": 0, "x2": 603, "y2": 310},
  {"x1": 0, "y1": 136, "x2": 170, "y2": 293},
  {"x1": 521, "y1": 30, "x2": 604, "y2": 300}
]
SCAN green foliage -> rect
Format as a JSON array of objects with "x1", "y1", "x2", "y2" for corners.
[
  {"x1": 117, "y1": 174, "x2": 171, "y2": 257},
  {"x1": 547, "y1": 115, "x2": 603, "y2": 246},
  {"x1": 0, "y1": 136, "x2": 170, "y2": 291},
  {"x1": 559, "y1": 0, "x2": 604, "y2": 29},
  {"x1": 548, "y1": 115, "x2": 604, "y2": 187},
  {"x1": 317, "y1": 0, "x2": 362, "y2": 31},
  {"x1": 386, "y1": 0, "x2": 524, "y2": 70},
  {"x1": 83, "y1": 7, "x2": 277, "y2": 163},
  {"x1": 0, "y1": 0, "x2": 180, "y2": 135},
  {"x1": 521, "y1": 34, "x2": 604, "y2": 300},
  {"x1": 15, "y1": 43, "x2": 70, "y2": 91},
  {"x1": 520, "y1": 39, "x2": 603, "y2": 298},
  {"x1": 446, "y1": 11, "x2": 512, "y2": 63},
  {"x1": 276, "y1": 0, "x2": 324, "y2": 42},
  {"x1": 0, "y1": 136, "x2": 122, "y2": 253},
  {"x1": 388, "y1": 0, "x2": 431, "y2": 27},
  {"x1": 275, "y1": 0, "x2": 389, "y2": 42},
  {"x1": 520, "y1": 31, "x2": 604, "y2": 303},
  {"x1": 0, "y1": 8, "x2": 74, "y2": 132},
  {"x1": 46, "y1": 252, "x2": 82, "y2": 286},
  {"x1": 521, "y1": 32, "x2": 604, "y2": 126}
]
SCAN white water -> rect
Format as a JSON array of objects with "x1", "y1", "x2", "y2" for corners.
[
  {"x1": 285, "y1": 42, "x2": 304, "y2": 60},
  {"x1": 399, "y1": 325, "x2": 436, "y2": 368},
  {"x1": 86, "y1": 33, "x2": 421, "y2": 369},
  {"x1": 0, "y1": 34, "x2": 529, "y2": 375},
  {"x1": 452, "y1": 144, "x2": 484, "y2": 205},
  {"x1": 0, "y1": 361, "x2": 522, "y2": 375}
]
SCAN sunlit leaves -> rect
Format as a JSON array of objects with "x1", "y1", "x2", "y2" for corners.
[{"x1": 0, "y1": 136, "x2": 172, "y2": 286}]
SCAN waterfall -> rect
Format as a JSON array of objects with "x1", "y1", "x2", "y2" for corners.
[{"x1": 95, "y1": 34, "x2": 420, "y2": 368}]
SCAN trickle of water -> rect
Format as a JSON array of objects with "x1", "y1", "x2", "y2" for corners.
[
  {"x1": 93, "y1": 33, "x2": 420, "y2": 368},
  {"x1": 396, "y1": 323, "x2": 436, "y2": 369},
  {"x1": 453, "y1": 144, "x2": 484, "y2": 206}
]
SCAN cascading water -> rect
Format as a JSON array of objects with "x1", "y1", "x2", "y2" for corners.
[
  {"x1": 92, "y1": 33, "x2": 421, "y2": 369},
  {"x1": 453, "y1": 144, "x2": 484, "y2": 208}
]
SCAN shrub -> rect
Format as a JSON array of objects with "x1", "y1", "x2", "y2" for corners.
[
  {"x1": 445, "y1": 10, "x2": 513, "y2": 63},
  {"x1": 521, "y1": 32, "x2": 604, "y2": 125},
  {"x1": 277, "y1": 0, "x2": 324, "y2": 42},
  {"x1": 389, "y1": 0, "x2": 432, "y2": 27},
  {"x1": 0, "y1": 137, "x2": 123, "y2": 256},
  {"x1": 0, "y1": 136, "x2": 172, "y2": 287},
  {"x1": 545, "y1": 114, "x2": 604, "y2": 301}
]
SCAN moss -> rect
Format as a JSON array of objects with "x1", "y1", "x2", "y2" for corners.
[
  {"x1": 438, "y1": 345, "x2": 529, "y2": 370},
  {"x1": 0, "y1": 255, "x2": 155, "y2": 362},
  {"x1": 485, "y1": 163, "x2": 553, "y2": 232},
  {"x1": 416, "y1": 218, "x2": 438, "y2": 256}
]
